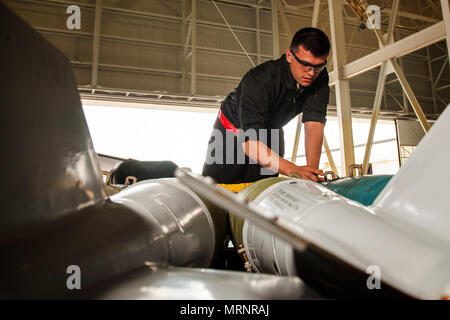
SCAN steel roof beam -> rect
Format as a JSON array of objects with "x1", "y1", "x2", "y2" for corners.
[{"x1": 328, "y1": 21, "x2": 446, "y2": 85}]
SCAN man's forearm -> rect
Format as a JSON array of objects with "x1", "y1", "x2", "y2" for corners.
[
  {"x1": 242, "y1": 140, "x2": 324, "y2": 181},
  {"x1": 242, "y1": 140, "x2": 296, "y2": 176}
]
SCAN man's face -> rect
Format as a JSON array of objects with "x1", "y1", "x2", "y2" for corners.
[{"x1": 286, "y1": 45, "x2": 328, "y2": 87}]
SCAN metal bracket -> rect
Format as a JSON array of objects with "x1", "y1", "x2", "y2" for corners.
[
  {"x1": 124, "y1": 176, "x2": 137, "y2": 186},
  {"x1": 348, "y1": 164, "x2": 363, "y2": 177},
  {"x1": 323, "y1": 171, "x2": 339, "y2": 182},
  {"x1": 102, "y1": 170, "x2": 111, "y2": 185}
]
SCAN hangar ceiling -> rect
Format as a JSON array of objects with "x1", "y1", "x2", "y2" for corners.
[{"x1": 4, "y1": 0, "x2": 450, "y2": 120}]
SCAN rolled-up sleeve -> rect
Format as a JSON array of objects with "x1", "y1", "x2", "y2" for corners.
[{"x1": 302, "y1": 71, "x2": 329, "y2": 124}]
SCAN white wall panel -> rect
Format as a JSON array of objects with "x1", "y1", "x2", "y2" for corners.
[
  {"x1": 195, "y1": 77, "x2": 239, "y2": 97},
  {"x1": 109, "y1": 0, "x2": 182, "y2": 17},
  {"x1": 45, "y1": 33, "x2": 93, "y2": 63},
  {"x1": 98, "y1": 69, "x2": 181, "y2": 93},
  {"x1": 196, "y1": 51, "x2": 252, "y2": 78},
  {"x1": 197, "y1": 0, "x2": 256, "y2": 29},
  {"x1": 196, "y1": 24, "x2": 258, "y2": 54},
  {"x1": 101, "y1": 11, "x2": 181, "y2": 44},
  {"x1": 100, "y1": 39, "x2": 181, "y2": 71}
]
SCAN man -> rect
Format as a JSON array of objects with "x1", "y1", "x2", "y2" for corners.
[{"x1": 202, "y1": 27, "x2": 330, "y2": 184}]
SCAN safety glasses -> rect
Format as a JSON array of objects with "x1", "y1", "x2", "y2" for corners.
[{"x1": 290, "y1": 49, "x2": 327, "y2": 73}]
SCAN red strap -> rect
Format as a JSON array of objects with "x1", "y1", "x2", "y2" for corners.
[{"x1": 219, "y1": 108, "x2": 240, "y2": 135}]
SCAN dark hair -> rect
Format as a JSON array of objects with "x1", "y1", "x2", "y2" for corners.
[{"x1": 290, "y1": 27, "x2": 330, "y2": 57}]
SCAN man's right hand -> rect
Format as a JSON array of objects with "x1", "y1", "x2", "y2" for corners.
[
  {"x1": 242, "y1": 140, "x2": 324, "y2": 182},
  {"x1": 289, "y1": 165, "x2": 324, "y2": 182}
]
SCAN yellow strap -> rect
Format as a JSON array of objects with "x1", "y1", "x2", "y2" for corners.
[{"x1": 218, "y1": 182, "x2": 253, "y2": 193}]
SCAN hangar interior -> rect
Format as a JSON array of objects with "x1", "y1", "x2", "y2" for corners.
[
  {"x1": 5, "y1": 0, "x2": 450, "y2": 176},
  {"x1": 1, "y1": 0, "x2": 450, "y2": 300}
]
